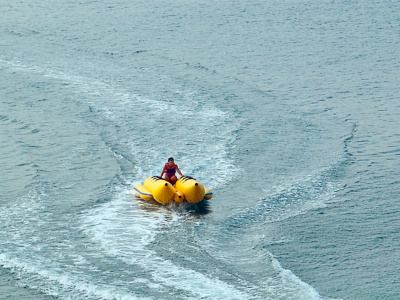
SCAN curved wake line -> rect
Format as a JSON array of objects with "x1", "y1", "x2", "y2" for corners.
[
  {"x1": 0, "y1": 253, "x2": 150, "y2": 300},
  {"x1": 0, "y1": 57, "x2": 241, "y2": 189},
  {"x1": 0, "y1": 186, "x2": 148, "y2": 300},
  {"x1": 80, "y1": 188, "x2": 251, "y2": 300},
  {"x1": 269, "y1": 254, "x2": 322, "y2": 300},
  {"x1": 225, "y1": 156, "x2": 345, "y2": 232}
]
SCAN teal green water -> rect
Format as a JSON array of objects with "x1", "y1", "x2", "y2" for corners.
[{"x1": 1, "y1": 1, "x2": 399, "y2": 299}]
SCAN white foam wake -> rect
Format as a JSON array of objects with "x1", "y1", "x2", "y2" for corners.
[
  {"x1": 80, "y1": 188, "x2": 250, "y2": 300},
  {"x1": 0, "y1": 57, "x2": 241, "y2": 189}
]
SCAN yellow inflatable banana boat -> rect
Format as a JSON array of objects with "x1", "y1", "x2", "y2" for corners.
[{"x1": 134, "y1": 176, "x2": 212, "y2": 205}]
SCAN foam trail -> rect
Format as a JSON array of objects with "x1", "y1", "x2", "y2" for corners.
[
  {"x1": 0, "y1": 186, "x2": 150, "y2": 300},
  {"x1": 0, "y1": 253, "x2": 151, "y2": 300},
  {"x1": 81, "y1": 188, "x2": 250, "y2": 300},
  {"x1": 0, "y1": 58, "x2": 240, "y2": 188}
]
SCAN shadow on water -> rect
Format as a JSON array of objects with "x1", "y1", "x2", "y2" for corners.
[
  {"x1": 185, "y1": 200, "x2": 212, "y2": 216},
  {"x1": 135, "y1": 194, "x2": 212, "y2": 217}
]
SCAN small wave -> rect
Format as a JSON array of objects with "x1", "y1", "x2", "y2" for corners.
[{"x1": 224, "y1": 159, "x2": 345, "y2": 231}]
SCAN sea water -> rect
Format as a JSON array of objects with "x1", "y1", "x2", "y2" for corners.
[{"x1": 1, "y1": 1, "x2": 399, "y2": 299}]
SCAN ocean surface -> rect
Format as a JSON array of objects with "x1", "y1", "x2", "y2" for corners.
[{"x1": 1, "y1": 1, "x2": 399, "y2": 299}]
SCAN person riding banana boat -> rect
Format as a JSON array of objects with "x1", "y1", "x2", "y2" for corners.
[
  {"x1": 160, "y1": 157, "x2": 184, "y2": 185},
  {"x1": 134, "y1": 157, "x2": 212, "y2": 204}
]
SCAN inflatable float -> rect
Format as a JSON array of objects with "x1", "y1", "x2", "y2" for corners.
[{"x1": 134, "y1": 176, "x2": 212, "y2": 205}]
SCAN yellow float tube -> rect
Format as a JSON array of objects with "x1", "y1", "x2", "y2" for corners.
[
  {"x1": 135, "y1": 176, "x2": 213, "y2": 205},
  {"x1": 175, "y1": 176, "x2": 213, "y2": 204},
  {"x1": 134, "y1": 176, "x2": 183, "y2": 204}
]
